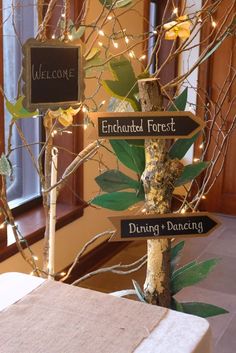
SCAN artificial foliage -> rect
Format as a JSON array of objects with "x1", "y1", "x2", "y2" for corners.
[
  {"x1": 131, "y1": 240, "x2": 229, "y2": 318},
  {"x1": 0, "y1": 0, "x2": 235, "y2": 320},
  {"x1": 91, "y1": 60, "x2": 227, "y2": 317}
]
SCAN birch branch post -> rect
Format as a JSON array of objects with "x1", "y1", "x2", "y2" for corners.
[{"x1": 138, "y1": 78, "x2": 184, "y2": 307}]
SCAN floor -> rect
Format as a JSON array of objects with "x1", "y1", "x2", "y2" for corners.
[{"x1": 81, "y1": 214, "x2": 236, "y2": 353}]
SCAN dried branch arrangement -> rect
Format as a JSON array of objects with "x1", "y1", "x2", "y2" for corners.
[{"x1": 0, "y1": 0, "x2": 235, "y2": 318}]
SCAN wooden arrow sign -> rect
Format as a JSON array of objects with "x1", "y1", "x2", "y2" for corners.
[
  {"x1": 89, "y1": 111, "x2": 205, "y2": 140},
  {"x1": 109, "y1": 212, "x2": 220, "y2": 241}
]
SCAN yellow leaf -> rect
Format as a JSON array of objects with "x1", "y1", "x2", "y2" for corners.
[
  {"x1": 66, "y1": 106, "x2": 81, "y2": 115},
  {"x1": 165, "y1": 30, "x2": 178, "y2": 40},
  {"x1": 164, "y1": 15, "x2": 191, "y2": 41},
  {"x1": 178, "y1": 28, "x2": 191, "y2": 40},
  {"x1": 178, "y1": 15, "x2": 188, "y2": 21},
  {"x1": 86, "y1": 47, "x2": 101, "y2": 61},
  {"x1": 164, "y1": 20, "x2": 177, "y2": 30},
  {"x1": 48, "y1": 108, "x2": 63, "y2": 119},
  {"x1": 58, "y1": 112, "x2": 73, "y2": 127}
]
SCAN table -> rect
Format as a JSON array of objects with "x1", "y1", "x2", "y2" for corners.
[{"x1": 0, "y1": 272, "x2": 212, "y2": 353}]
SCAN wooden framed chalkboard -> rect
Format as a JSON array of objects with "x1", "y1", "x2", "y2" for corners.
[
  {"x1": 22, "y1": 39, "x2": 84, "y2": 111},
  {"x1": 89, "y1": 111, "x2": 205, "y2": 140},
  {"x1": 109, "y1": 212, "x2": 220, "y2": 241}
]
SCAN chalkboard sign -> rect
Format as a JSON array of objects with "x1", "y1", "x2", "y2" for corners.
[
  {"x1": 22, "y1": 39, "x2": 83, "y2": 111},
  {"x1": 109, "y1": 213, "x2": 220, "y2": 241},
  {"x1": 89, "y1": 112, "x2": 205, "y2": 139}
]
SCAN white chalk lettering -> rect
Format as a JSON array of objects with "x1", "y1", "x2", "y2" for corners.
[
  {"x1": 147, "y1": 118, "x2": 176, "y2": 134},
  {"x1": 31, "y1": 64, "x2": 75, "y2": 81},
  {"x1": 101, "y1": 119, "x2": 144, "y2": 134},
  {"x1": 128, "y1": 222, "x2": 160, "y2": 236},
  {"x1": 167, "y1": 220, "x2": 203, "y2": 234}
]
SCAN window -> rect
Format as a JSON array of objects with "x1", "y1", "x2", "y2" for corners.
[
  {"x1": 0, "y1": 1, "x2": 84, "y2": 260},
  {"x1": 3, "y1": 0, "x2": 41, "y2": 209},
  {"x1": 149, "y1": 1, "x2": 157, "y2": 74}
]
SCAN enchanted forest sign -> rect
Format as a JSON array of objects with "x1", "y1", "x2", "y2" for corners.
[
  {"x1": 22, "y1": 39, "x2": 83, "y2": 111},
  {"x1": 89, "y1": 111, "x2": 205, "y2": 139},
  {"x1": 109, "y1": 213, "x2": 220, "y2": 241}
]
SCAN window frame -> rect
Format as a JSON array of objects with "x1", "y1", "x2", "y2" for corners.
[{"x1": 0, "y1": 0, "x2": 84, "y2": 261}]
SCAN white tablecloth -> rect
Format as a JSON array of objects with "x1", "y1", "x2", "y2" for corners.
[{"x1": 0, "y1": 272, "x2": 212, "y2": 353}]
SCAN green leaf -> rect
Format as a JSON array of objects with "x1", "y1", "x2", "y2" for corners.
[
  {"x1": 99, "y1": 0, "x2": 132, "y2": 9},
  {"x1": 115, "y1": 0, "x2": 132, "y2": 7},
  {"x1": 110, "y1": 140, "x2": 145, "y2": 175},
  {"x1": 169, "y1": 133, "x2": 199, "y2": 160},
  {"x1": 171, "y1": 298, "x2": 184, "y2": 312},
  {"x1": 85, "y1": 57, "x2": 105, "y2": 76},
  {"x1": 130, "y1": 145, "x2": 145, "y2": 175},
  {"x1": 132, "y1": 280, "x2": 147, "y2": 303},
  {"x1": 108, "y1": 97, "x2": 134, "y2": 113},
  {"x1": 72, "y1": 25, "x2": 86, "y2": 40},
  {"x1": 0, "y1": 153, "x2": 12, "y2": 177},
  {"x1": 91, "y1": 191, "x2": 144, "y2": 211},
  {"x1": 86, "y1": 47, "x2": 101, "y2": 61},
  {"x1": 85, "y1": 49, "x2": 108, "y2": 76},
  {"x1": 66, "y1": 20, "x2": 85, "y2": 40},
  {"x1": 95, "y1": 169, "x2": 139, "y2": 192},
  {"x1": 172, "y1": 261, "x2": 197, "y2": 279},
  {"x1": 200, "y1": 32, "x2": 228, "y2": 65},
  {"x1": 125, "y1": 140, "x2": 144, "y2": 146},
  {"x1": 171, "y1": 241, "x2": 185, "y2": 272},
  {"x1": 102, "y1": 56, "x2": 140, "y2": 111},
  {"x1": 179, "y1": 302, "x2": 229, "y2": 318},
  {"x1": 168, "y1": 88, "x2": 188, "y2": 112},
  {"x1": 171, "y1": 258, "x2": 220, "y2": 295},
  {"x1": 6, "y1": 96, "x2": 38, "y2": 119},
  {"x1": 175, "y1": 162, "x2": 209, "y2": 186}
]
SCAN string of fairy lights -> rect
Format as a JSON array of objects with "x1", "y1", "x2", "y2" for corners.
[{"x1": 0, "y1": 2, "x2": 220, "y2": 277}]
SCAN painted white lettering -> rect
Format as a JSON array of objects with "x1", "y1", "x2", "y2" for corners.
[
  {"x1": 31, "y1": 64, "x2": 75, "y2": 81},
  {"x1": 147, "y1": 118, "x2": 176, "y2": 134},
  {"x1": 128, "y1": 222, "x2": 160, "y2": 236},
  {"x1": 101, "y1": 120, "x2": 108, "y2": 133}
]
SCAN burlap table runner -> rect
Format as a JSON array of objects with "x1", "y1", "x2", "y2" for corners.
[{"x1": 0, "y1": 280, "x2": 168, "y2": 353}]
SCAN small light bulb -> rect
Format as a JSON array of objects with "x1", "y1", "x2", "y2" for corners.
[
  {"x1": 181, "y1": 208, "x2": 186, "y2": 214},
  {"x1": 101, "y1": 100, "x2": 106, "y2": 105},
  {"x1": 141, "y1": 208, "x2": 146, "y2": 213},
  {"x1": 60, "y1": 272, "x2": 66, "y2": 276},
  {"x1": 125, "y1": 36, "x2": 129, "y2": 44},
  {"x1": 173, "y1": 7, "x2": 178, "y2": 15},
  {"x1": 194, "y1": 158, "x2": 200, "y2": 162},
  {"x1": 82, "y1": 106, "x2": 88, "y2": 113},
  {"x1": 107, "y1": 15, "x2": 112, "y2": 20},
  {"x1": 33, "y1": 255, "x2": 38, "y2": 261},
  {"x1": 139, "y1": 54, "x2": 146, "y2": 61},
  {"x1": 52, "y1": 130, "x2": 57, "y2": 137},
  {"x1": 112, "y1": 40, "x2": 119, "y2": 49},
  {"x1": 52, "y1": 34, "x2": 56, "y2": 39},
  {"x1": 84, "y1": 124, "x2": 88, "y2": 131},
  {"x1": 0, "y1": 222, "x2": 5, "y2": 229},
  {"x1": 61, "y1": 13, "x2": 65, "y2": 18},
  {"x1": 202, "y1": 195, "x2": 206, "y2": 199},
  {"x1": 212, "y1": 21, "x2": 217, "y2": 28},
  {"x1": 153, "y1": 30, "x2": 157, "y2": 35},
  {"x1": 98, "y1": 29, "x2": 105, "y2": 36},
  {"x1": 68, "y1": 34, "x2": 73, "y2": 41},
  {"x1": 199, "y1": 143, "x2": 204, "y2": 149},
  {"x1": 98, "y1": 41, "x2": 103, "y2": 47},
  {"x1": 129, "y1": 50, "x2": 135, "y2": 58}
]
